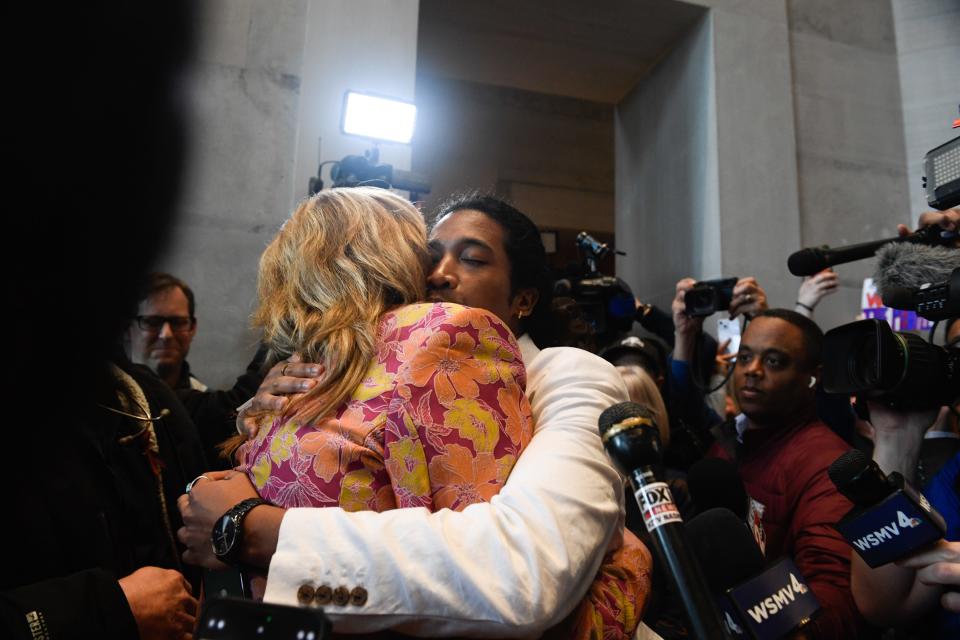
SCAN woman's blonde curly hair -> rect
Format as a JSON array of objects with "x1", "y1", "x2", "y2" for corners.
[{"x1": 252, "y1": 186, "x2": 428, "y2": 427}]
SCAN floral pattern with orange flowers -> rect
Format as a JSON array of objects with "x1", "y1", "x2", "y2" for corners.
[
  {"x1": 544, "y1": 529, "x2": 653, "y2": 640},
  {"x1": 239, "y1": 302, "x2": 533, "y2": 516}
]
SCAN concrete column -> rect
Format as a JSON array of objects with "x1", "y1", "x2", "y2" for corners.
[
  {"x1": 786, "y1": 0, "x2": 910, "y2": 330},
  {"x1": 892, "y1": 0, "x2": 960, "y2": 216},
  {"x1": 616, "y1": 0, "x2": 802, "y2": 313},
  {"x1": 160, "y1": 0, "x2": 420, "y2": 387},
  {"x1": 615, "y1": 13, "x2": 719, "y2": 307},
  {"x1": 158, "y1": 0, "x2": 309, "y2": 387}
]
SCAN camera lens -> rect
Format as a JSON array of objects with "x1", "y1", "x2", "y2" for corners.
[{"x1": 849, "y1": 335, "x2": 879, "y2": 388}]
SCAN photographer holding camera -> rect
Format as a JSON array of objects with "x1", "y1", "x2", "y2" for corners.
[
  {"x1": 848, "y1": 319, "x2": 960, "y2": 638},
  {"x1": 667, "y1": 276, "x2": 768, "y2": 435}
]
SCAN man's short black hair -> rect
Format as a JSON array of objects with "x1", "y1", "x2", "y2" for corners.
[
  {"x1": 432, "y1": 192, "x2": 554, "y2": 344},
  {"x1": 752, "y1": 308, "x2": 824, "y2": 369},
  {"x1": 142, "y1": 272, "x2": 196, "y2": 319}
]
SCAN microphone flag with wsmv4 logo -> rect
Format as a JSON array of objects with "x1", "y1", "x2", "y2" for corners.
[
  {"x1": 828, "y1": 450, "x2": 947, "y2": 568},
  {"x1": 722, "y1": 558, "x2": 819, "y2": 640},
  {"x1": 687, "y1": 508, "x2": 820, "y2": 639}
]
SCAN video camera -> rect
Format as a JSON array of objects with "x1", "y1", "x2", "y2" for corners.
[
  {"x1": 818, "y1": 135, "x2": 960, "y2": 410},
  {"x1": 308, "y1": 147, "x2": 431, "y2": 198},
  {"x1": 822, "y1": 266, "x2": 959, "y2": 411},
  {"x1": 559, "y1": 232, "x2": 635, "y2": 347},
  {"x1": 821, "y1": 317, "x2": 959, "y2": 410},
  {"x1": 684, "y1": 277, "x2": 738, "y2": 318}
]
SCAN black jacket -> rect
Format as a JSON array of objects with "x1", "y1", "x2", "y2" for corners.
[
  {"x1": 175, "y1": 348, "x2": 266, "y2": 469},
  {"x1": 1, "y1": 358, "x2": 207, "y2": 640}
]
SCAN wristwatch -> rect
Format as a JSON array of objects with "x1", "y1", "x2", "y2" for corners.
[{"x1": 211, "y1": 497, "x2": 267, "y2": 566}]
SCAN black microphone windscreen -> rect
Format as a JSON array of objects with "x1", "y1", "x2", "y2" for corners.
[
  {"x1": 598, "y1": 401, "x2": 662, "y2": 472},
  {"x1": 827, "y1": 449, "x2": 870, "y2": 489},
  {"x1": 828, "y1": 449, "x2": 892, "y2": 506},
  {"x1": 787, "y1": 248, "x2": 826, "y2": 277},
  {"x1": 873, "y1": 242, "x2": 960, "y2": 298},
  {"x1": 597, "y1": 401, "x2": 655, "y2": 437},
  {"x1": 688, "y1": 458, "x2": 750, "y2": 521},
  {"x1": 686, "y1": 508, "x2": 764, "y2": 594}
]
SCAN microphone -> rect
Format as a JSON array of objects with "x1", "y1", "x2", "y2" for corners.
[
  {"x1": 599, "y1": 402, "x2": 729, "y2": 639},
  {"x1": 688, "y1": 458, "x2": 766, "y2": 554},
  {"x1": 880, "y1": 269, "x2": 960, "y2": 321},
  {"x1": 874, "y1": 243, "x2": 960, "y2": 320},
  {"x1": 828, "y1": 450, "x2": 947, "y2": 567},
  {"x1": 874, "y1": 242, "x2": 960, "y2": 296},
  {"x1": 787, "y1": 225, "x2": 955, "y2": 276},
  {"x1": 687, "y1": 509, "x2": 820, "y2": 639}
]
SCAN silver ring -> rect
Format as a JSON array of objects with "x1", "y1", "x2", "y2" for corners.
[{"x1": 185, "y1": 474, "x2": 210, "y2": 494}]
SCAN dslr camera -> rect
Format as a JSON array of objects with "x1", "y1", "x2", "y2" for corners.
[{"x1": 684, "y1": 277, "x2": 738, "y2": 318}]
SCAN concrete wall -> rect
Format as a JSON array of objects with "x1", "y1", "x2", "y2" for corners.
[
  {"x1": 412, "y1": 77, "x2": 614, "y2": 232},
  {"x1": 161, "y1": 0, "x2": 420, "y2": 388},
  {"x1": 617, "y1": 1, "x2": 802, "y2": 311},
  {"x1": 615, "y1": 14, "x2": 718, "y2": 307},
  {"x1": 157, "y1": 0, "x2": 308, "y2": 387},
  {"x1": 892, "y1": 0, "x2": 960, "y2": 216},
  {"x1": 617, "y1": 0, "x2": 918, "y2": 331},
  {"x1": 786, "y1": 0, "x2": 910, "y2": 330},
  {"x1": 291, "y1": 0, "x2": 420, "y2": 205},
  {"x1": 167, "y1": 0, "x2": 945, "y2": 386}
]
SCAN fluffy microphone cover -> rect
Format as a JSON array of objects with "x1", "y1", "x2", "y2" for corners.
[{"x1": 873, "y1": 242, "x2": 960, "y2": 295}]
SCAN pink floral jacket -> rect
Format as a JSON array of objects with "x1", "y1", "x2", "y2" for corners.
[{"x1": 240, "y1": 302, "x2": 533, "y2": 513}]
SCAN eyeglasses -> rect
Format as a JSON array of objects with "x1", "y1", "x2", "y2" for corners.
[{"x1": 135, "y1": 315, "x2": 195, "y2": 333}]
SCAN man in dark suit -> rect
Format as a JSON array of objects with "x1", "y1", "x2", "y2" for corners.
[{"x1": 0, "y1": 2, "x2": 204, "y2": 638}]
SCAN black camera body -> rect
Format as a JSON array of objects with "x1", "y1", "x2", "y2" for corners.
[
  {"x1": 684, "y1": 277, "x2": 738, "y2": 318},
  {"x1": 308, "y1": 147, "x2": 431, "y2": 196},
  {"x1": 822, "y1": 319, "x2": 959, "y2": 410},
  {"x1": 563, "y1": 275, "x2": 637, "y2": 347}
]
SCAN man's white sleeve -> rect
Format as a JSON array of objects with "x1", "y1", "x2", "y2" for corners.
[{"x1": 263, "y1": 347, "x2": 630, "y2": 637}]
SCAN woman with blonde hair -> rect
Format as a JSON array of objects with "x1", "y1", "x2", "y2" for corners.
[
  {"x1": 616, "y1": 364, "x2": 670, "y2": 448},
  {"x1": 230, "y1": 186, "x2": 532, "y2": 557}
]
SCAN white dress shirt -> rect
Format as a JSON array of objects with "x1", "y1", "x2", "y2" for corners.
[{"x1": 262, "y1": 336, "x2": 630, "y2": 637}]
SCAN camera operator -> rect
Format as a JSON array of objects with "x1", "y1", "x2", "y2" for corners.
[{"x1": 850, "y1": 319, "x2": 960, "y2": 638}]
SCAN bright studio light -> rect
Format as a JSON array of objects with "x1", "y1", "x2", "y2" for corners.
[{"x1": 341, "y1": 91, "x2": 417, "y2": 144}]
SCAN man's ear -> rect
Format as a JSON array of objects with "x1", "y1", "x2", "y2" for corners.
[
  {"x1": 809, "y1": 364, "x2": 822, "y2": 390},
  {"x1": 510, "y1": 288, "x2": 539, "y2": 319}
]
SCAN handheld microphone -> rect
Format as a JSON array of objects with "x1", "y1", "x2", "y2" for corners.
[
  {"x1": 787, "y1": 225, "x2": 955, "y2": 277},
  {"x1": 688, "y1": 458, "x2": 767, "y2": 554},
  {"x1": 599, "y1": 402, "x2": 729, "y2": 639},
  {"x1": 687, "y1": 509, "x2": 820, "y2": 639},
  {"x1": 828, "y1": 450, "x2": 947, "y2": 567}
]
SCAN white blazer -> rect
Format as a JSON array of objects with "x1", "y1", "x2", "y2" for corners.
[{"x1": 262, "y1": 336, "x2": 630, "y2": 637}]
